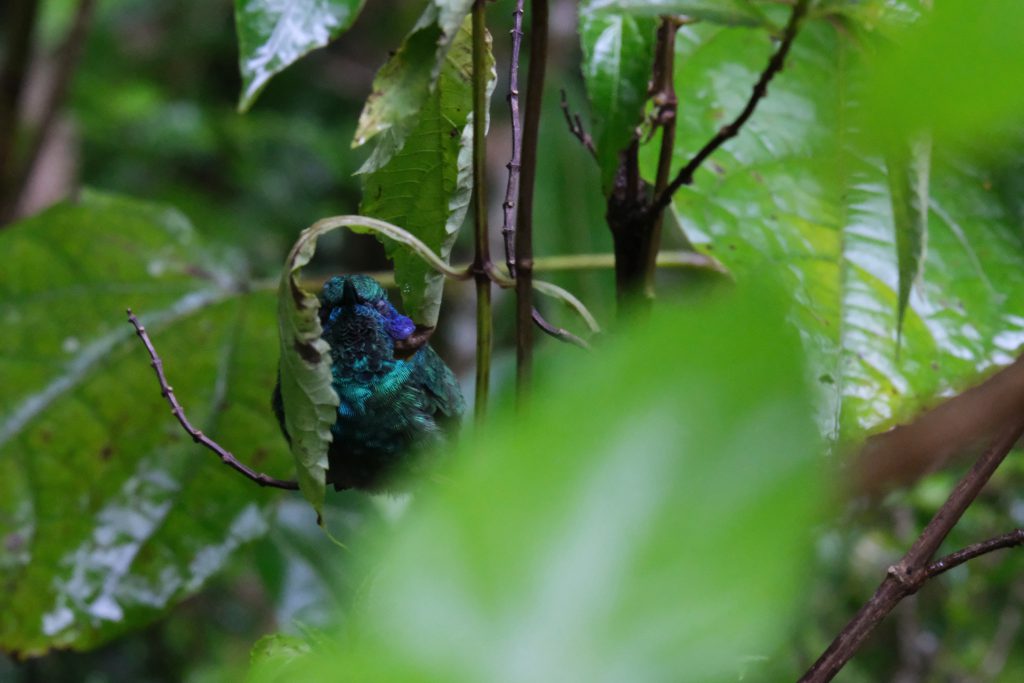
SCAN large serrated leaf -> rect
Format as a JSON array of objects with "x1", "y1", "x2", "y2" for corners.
[
  {"x1": 641, "y1": 20, "x2": 1024, "y2": 440},
  {"x1": 234, "y1": 0, "x2": 366, "y2": 112},
  {"x1": 359, "y1": 17, "x2": 493, "y2": 326},
  {"x1": 352, "y1": 1, "x2": 473, "y2": 156},
  {"x1": 578, "y1": 6, "x2": 657, "y2": 193},
  {"x1": 251, "y1": 284, "x2": 823, "y2": 683},
  {"x1": 0, "y1": 193, "x2": 291, "y2": 656},
  {"x1": 276, "y1": 228, "x2": 341, "y2": 520}
]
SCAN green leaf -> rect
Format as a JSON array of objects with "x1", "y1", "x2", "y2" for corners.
[
  {"x1": 261, "y1": 284, "x2": 823, "y2": 682},
  {"x1": 352, "y1": 1, "x2": 473, "y2": 155},
  {"x1": 884, "y1": 136, "x2": 930, "y2": 347},
  {"x1": 579, "y1": 7, "x2": 657, "y2": 193},
  {"x1": 584, "y1": 0, "x2": 770, "y2": 26},
  {"x1": 360, "y1": 17, "x2": 492, "y2": 326},
  {"x1": 0, "y1": 193, "x2": 291, "y2": 656},
  {"x1": 862, "y1": 0, "x2": 1024, "y2": 148},
  {"x1": 642, "y1": 20, "x2": 1024, "y2": 439},
  {"x1": 234, "y1": 0, "x2": 366, "y2": 112},
  {"x1": 276, "y1": 227, "x2": 342, "y2": 520}
]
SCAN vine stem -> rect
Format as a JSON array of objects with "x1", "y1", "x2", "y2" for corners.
[
  {"x1": 471, "y1": 0, "x2": 492, "y2": 424},
  {"x1": 515, "y1": 0, "x2": 548, "y2": 405},
  {"x1": 125, "y1": 309, "x2": 299, "y2": 490},
  {"x1": 800, "y1": 421, "x2": 1024, "y2": 682}
]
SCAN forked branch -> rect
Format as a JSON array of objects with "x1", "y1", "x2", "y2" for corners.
[
  {"x1": 647, "y1": 0, "x2": 810, "y2": 218},
  {"x1": 126, "y1": 308, "x2": 299, "y2": 491}
]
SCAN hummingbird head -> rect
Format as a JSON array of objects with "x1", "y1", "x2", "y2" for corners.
[{"x1": 319, "y1": 275, "x2": 416, "y2": 344}]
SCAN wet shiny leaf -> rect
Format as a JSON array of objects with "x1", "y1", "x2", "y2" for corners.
[
  {"x1": 235, "y1": 0, "x2": 366, "y2": 112},
  {"x1": 643, "y1": 20, "x2": 1024, "y2": 439},
  {"x1": 578, "y1": 5, "x2": 657, "y2": 193},
  {"x1": 0, "y1": 193, "x2": 292, "y2": 655}
]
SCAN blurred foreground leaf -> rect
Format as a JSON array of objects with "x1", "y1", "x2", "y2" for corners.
[
  {"x1": 252, "y1": 283, "x2": 824, "y2": 682},
  {"x1": 235, "y1": 0, "x2": 366, "y2": 112},
  {"x1": 0, "y1": 193, "x2": 292, "y2": 656},
  {"x1": 862, "y1": 0, "x2": 1024, "y2": 149}
]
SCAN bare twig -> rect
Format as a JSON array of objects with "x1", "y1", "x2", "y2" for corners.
[
  {"x1": 924, "y1": 529, "x2": 1024, "y2": 580},
  {"x1": 800, "y1": 422, "x2": 1024, "y2": 682},
  {"x1": 559, "y1": 90, "x2": 596, "y2": 158},
  {"x1": 648, "y1": 0, "x2": 810, "y2": 218},
  {"x1": 126, "y1": 308, "x2": 299, "y2": 490},
  {"x1": 501, "y1": 0, "x2": 524, "y2": 279},
  {"x1": 531, "y1": 309, "x2": 589, "y2": 349}
]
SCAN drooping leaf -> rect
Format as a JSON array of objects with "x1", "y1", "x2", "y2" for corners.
[
  {"x1": 584, "y1": 0, "x2": 771, "y2": 26},
  {"x1": 359, "y1": 17, "x2": 493, "y2": 326},
  {"x1": 352, "y1": 1, "x2": 473, "y2": 156},
  {"x1": 578, "y1": 6, "x2": 657, "y2": 193},
  {"x1": 640, "y1": 19, "x2": 1024, "y2": 440},
  {"x1": 0, "y1": 192, "x2": 291, "y2": 656},
  {"x1": 276, "y1": 226, "x2": 342, "y2": 520},
  {"x1": 234, "y1": 0, "x2": 366, "y2": 112},
  {"x1": 253, "y1": 283, "x2": 824, "y2": 683},
  {"x1": 884, "y1": 135, "x2": 930, "y2": 347}
]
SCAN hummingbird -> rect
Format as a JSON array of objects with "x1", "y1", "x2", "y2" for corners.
[{"x1": 273, "y1": 275, "x2": 465, "y2": 492}]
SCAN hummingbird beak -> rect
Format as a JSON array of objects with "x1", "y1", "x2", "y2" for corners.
[{"x1": 341, "y1": 279, "x2": 359, "y2": 307}]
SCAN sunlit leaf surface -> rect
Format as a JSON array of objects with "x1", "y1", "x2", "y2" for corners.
[
  {"x1": 251, "y1": 285, "x2": 823, "y2": 682},
  {"x1": 235, "y1": 0, "x2": 366, "y2": 112},
  {"x1": 0, "y1": 193, "x2": 292, "y2": 655},
  {"x1": 642, "y1": 20, "x2": 1024, "y2": 439}
]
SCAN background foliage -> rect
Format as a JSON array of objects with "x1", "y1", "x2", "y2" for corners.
[{"x1": 3, "y1": 0, "x2": 1024, "y2": 681}]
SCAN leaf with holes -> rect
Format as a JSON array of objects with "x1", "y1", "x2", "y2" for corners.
[
  {"x1": 359, "y1": 16, "x2": 492, "y2": 326},
  {"x1": 352, "y1": 0, "x2": 473, "y2": 158},
  {"x1": 0, "y1": 192, "x2": 291, "y2": 656}
]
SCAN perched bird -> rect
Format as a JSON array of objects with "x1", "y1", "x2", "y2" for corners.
[{"x1": 273, "y1": 275, "x2": 465, "y2": 491}]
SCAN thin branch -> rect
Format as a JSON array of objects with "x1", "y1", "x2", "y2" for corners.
[
  {"x1": 800, "y1": 421, "x2": 1024, "y2": 682},
  {"x1": 471, "y1": 0, "x2": 492, "y2": 424},
  {"x1": 516, "y1": 0, "x2": 549, "y2": 405},
  {"x1": 0, "y1": 0, "x2": 40, "y2": 222},
  {"x1": 125, "y1": 309, "x2": 299, "y2": 491},
  {"x1": 924, "y1": 529, "x2": 1024, "y2": 580},
  {"x1": 2, "y1": 0, "x2": 96, "y2": 223},
  {"x1": 559, "y1": 89, "x2": 596, "y2": 158},
  {"x1": 648, "y1": 0, "x2": 810, "y2": 218},
  {"x1": 501, "y1": 0, "x2": 524, "y2": 279},
  {"x1": 643, "y1": 17, "x2": 688, "y2": 295},
  {"x1": 531, "y1": 309, "x2": 590, "y2": 349}
]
